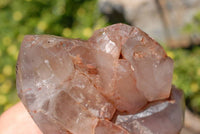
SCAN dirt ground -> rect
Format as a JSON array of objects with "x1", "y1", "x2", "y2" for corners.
[
  {"x1": 181, "y1": 108, "x2": 200, "y2": 134},
  {"x1": 181, "y1": 128, "x2": 199, "y2": 134}
]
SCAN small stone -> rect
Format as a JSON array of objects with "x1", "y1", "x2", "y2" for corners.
[{"x1": 16, "y1": 23, "x2": 183, "y2": 134}]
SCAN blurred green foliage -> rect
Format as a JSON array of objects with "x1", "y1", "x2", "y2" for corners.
[
  {"x1": 166, "y1": 47, "x2": 200, "y2": 114},
  {"x1": 183, "y1": 11, "x2": 200, "y2": 34},
  {"x1": 0, "y1": 0, "x2": 200, "y2": 115}
]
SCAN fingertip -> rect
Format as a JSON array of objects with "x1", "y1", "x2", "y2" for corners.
[{"x1": 0, "y1": 102, "x2": 42, "y2": 134}]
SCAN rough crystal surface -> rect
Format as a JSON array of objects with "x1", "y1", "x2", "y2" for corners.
[
  {"x1": 16, "y1": 23, "x2": 184, "y2": 134},
  {"x1": 115, "y1": 86, "x2": 184, "y2": 134}
]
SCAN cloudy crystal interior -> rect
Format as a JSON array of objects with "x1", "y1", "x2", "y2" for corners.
[{"x1": 16, "y1": 23, "x2": 184, "y2": 134}]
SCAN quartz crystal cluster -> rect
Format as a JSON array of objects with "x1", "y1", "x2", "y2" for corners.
[{"x1": 16, "y1": 23, "x2": 184, "y2": 134}]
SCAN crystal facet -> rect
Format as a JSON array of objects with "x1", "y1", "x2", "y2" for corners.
[
  {"x1": 115, "y1": 86, "x2": 184, "y2": 134},
  {"x1": 16, "y1": 23, "x2": 184, "y2": 134}
]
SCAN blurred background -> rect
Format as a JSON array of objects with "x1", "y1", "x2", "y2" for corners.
[{"x1": 0, "y1": 0, "x2": 200, "y2": 133}]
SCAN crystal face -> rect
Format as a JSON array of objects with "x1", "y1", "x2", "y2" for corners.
[
  {"x1": 16, "y1": 23, "x2": 184, "y2": 134},
  {"x1": 115, "y1": 86, "x2": 184, "y2": 134}
]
